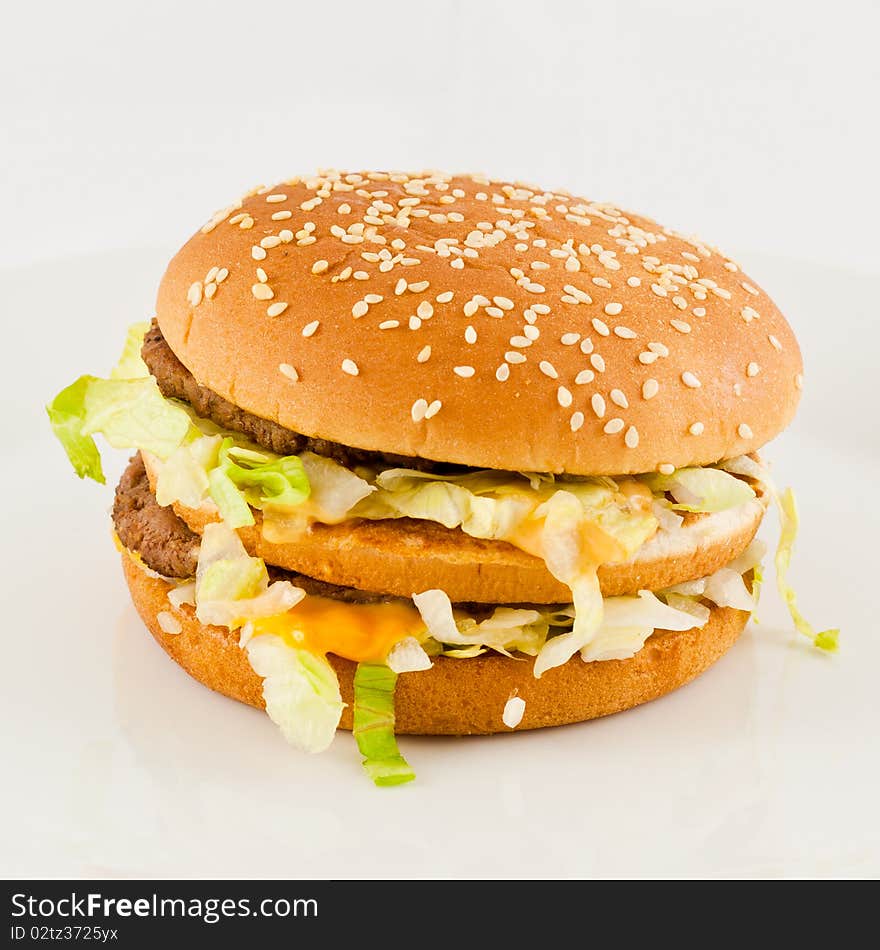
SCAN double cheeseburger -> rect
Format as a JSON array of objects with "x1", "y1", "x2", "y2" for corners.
[{"x1": 49, "y1": 170, "x2": 836, "y2": 785}]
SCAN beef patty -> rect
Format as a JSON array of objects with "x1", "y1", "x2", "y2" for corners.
[{"x1": 142, "y1": 321, "x2": 456, "y2": 473}]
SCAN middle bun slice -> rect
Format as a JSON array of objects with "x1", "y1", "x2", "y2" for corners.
[{"x1": 141, "y1": 453, "x2": 766, "y2": 603}]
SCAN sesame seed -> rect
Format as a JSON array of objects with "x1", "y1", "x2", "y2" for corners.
[
  {"x1": 187, "y1": 283, "x2": 202, "y2": 306},
  {"x1": 557, "y1": 386, "x2": 573, "y2": 408},
  {"x1": 424, "y1": 400, "x2": 442, "y2": 419},
  {"x1": 570, "y1": 411, "x2": 585, "y2": 432},
  {"x1": 411, "y1": 399, "x2": 428, "y2": 423},
  {"x1": 575, "y1": 369, "x2": 595, "y2": 385},
  {"x1": 610, "y1": 388, "x2": 628, "y2": 408},
  {"x1": 267, "y1": 302, "x2": 288, "y2": 317},
  {"x1": 682, "y1": 371, "x2": 701, "y2": 388},
  {"x1": 738, "y1": 423, "x2": 753, "y2": 439},
  {"x1": 251, "y1": 284, "x2": 274, "y2": 300},
  {"x1": 604, "y1": 302, "x2": 623, "y2": 316},
  {"x1": 496, "y1": 364, "x2": 510, "y2": 382},
  {"x1": 591, "y1": 394, "x2": 606, "y2": 418},
  {"x1": 539, "y1": 360, "x2": 558, "y2": 379},
  {"x1": 279, "y1": 363, "x2": 299, "y2": 382},
  {"x1": 603, "y1": 418, "x2": 624, "y2": 434},
  {"x1": 625, "y1": 426, "x2": 639, "y2": 448},
  {"x1": 659, "y1": 463, "x2": 675, "y2": 476},
  {"x1": 642, "y1": 378, "x2": 659, "y2": 400},
  {"x1": 352, "y1": 301, "x2": 369, "y2": 318},
  {"x1": 417, "y1": 345, "x2": 432, "y2": 362},
  {"x1": 302, "y1": 320, "x2": 320, "y2": 337},
  {"x1": 454, "y1": 365, "x2": 475, "y2": 378},
  {"x1": 311, "y1": 259, "x2": 329, "y2": 274},
  {"x1": 341, "y1": 359, "x2": 359, "y2": 376},
  {"x1": 689, "y1": 422, "x2": 704, "y2": 436},
  {"x1": 747, "y1": 362, "x2": 760, "y2": 377}
]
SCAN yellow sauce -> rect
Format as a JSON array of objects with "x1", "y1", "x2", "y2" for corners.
[{"x1": 252, "y1": 595, "x2": 425, "y2": 663}]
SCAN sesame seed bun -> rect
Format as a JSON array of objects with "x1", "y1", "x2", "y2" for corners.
[
  {"x1": 122, "y1": 552, "x2": 750, "y2": 735},
  {"x1": 141, "y1": 453, "x2": 768, "y2": 602},
  {"x1": 156, "y1": 170, "x2": 803, "y2": 475}
]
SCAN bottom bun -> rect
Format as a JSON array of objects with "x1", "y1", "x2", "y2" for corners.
[{"x1": 122, "y1": 554, "x2": 749, "y2": 736}]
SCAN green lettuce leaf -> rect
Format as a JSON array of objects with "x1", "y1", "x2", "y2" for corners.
[
  {"x1": 47, "y1": 375, "x2": 106, "y2": 482},
  {"x1": 352, "y1": 663, "x2": 415, "y2": 786},
  {"x1": 110, "y1": 321, "x2": 151, "y2": 379},
  {"x1": 643, "y1": 466, "x2": 756, "y2": 512},
  {"x1": 206, "y1": 438, "x2": 311, "y2": 528}
]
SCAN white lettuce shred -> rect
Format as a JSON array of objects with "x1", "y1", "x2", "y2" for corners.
[
  {"x1": 244, "y1": 634, "x2": 344, "y2": 753},
  {"x1": 386, "y1": 636, "x2": 433, "y2": 673},
  {"x1": 720, "y1": 457, "x2": 839, "y2": 651},
  {"x1": 194, "y1": 522, "x2": 304, "y2": 628}
]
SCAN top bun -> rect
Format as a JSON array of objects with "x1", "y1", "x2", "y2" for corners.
[{"x1": 156, "y1": 170, "x2": 803, "y2": 475}]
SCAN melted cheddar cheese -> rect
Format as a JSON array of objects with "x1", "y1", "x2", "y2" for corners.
[{"x1": 251, "y1": 595, "x2": 425, "y2": 663}]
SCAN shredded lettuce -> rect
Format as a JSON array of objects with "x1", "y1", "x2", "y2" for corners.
[
  {"x1": 720, "y1": 457, "x2": 838, "y2": 652},
  {"x1": 775, "y1": 488, "x2": 839, "y2": 652},
  {"x1": 111, "y1": 321, "x2": 151, "y2": 379},
  {"x1": 246, "y1": 634, "x2": 344, "y2": 753},
  {"x1": 643, "y1": 466, "x2": 756, "y2": 512},
  {"x1": 386, "y1": 637, "x2": 433, "y2": 673},
  {"x1": 195, "y1": 522, "x2": 304, "y2": 628},
  {"x1": 352, "y1": 664, "x2": 415, "y2": 786}
]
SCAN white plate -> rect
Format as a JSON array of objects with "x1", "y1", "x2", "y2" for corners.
[{"x1": 1, "y1": 249, "x2": 877, "y2": 879}]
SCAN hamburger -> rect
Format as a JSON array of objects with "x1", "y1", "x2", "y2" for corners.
[{"x1": 48, "y1": 170, "x2": 836, "y2": 785}]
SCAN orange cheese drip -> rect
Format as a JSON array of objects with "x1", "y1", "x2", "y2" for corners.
[{"x1": 252, "y1": 596, "x2": 425, "y2": 663}]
